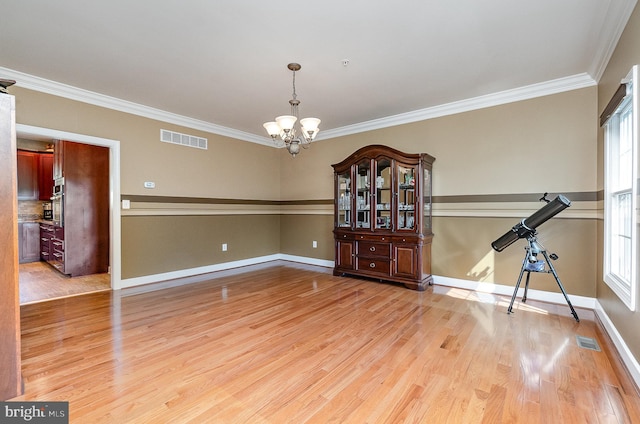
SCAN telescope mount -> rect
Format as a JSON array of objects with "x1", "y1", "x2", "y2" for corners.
[{"x1": 507, "y1": 232, "x2": 580, "y2": 322}]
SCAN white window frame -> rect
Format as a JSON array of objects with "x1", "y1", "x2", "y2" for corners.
[{"x1": 603, "y1": 65, "x2": 638, "y2": 311}]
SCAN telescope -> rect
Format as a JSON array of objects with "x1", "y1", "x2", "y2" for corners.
[
  {"x1": 491, "y1": 193, "x2": 579, "y2": 321},
  {"x1": 491, "y1": 194, "x2": 571, "y2": 252}
]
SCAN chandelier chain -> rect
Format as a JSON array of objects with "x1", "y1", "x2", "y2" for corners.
[
  {"x1": 291, "y1": 69, "x2": 297, "y2": 100},
  {"x1": 263, "y1": 62, "x2": 320, "y2": 157}
]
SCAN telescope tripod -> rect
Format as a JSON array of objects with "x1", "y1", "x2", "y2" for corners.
[{"x1": 507, "y1": 234, "x2": 579, "y2": 322}]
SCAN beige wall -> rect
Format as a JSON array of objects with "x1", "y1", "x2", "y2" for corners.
[
  {"x1": 121, "y1": 215, "x2": 280, "y2": 279},
  {"x1": 14, "y1": 87, "x2": 282, "y2": 200},
  {"x1": 280, "y1": 214, "x2": 334, "y2": 260},
  {"x1": 596, "y1": 4, "x2": 640, "y2": 362},
  {"x1": 280, "y1": 87, "x2": 597, "y2": 200},
  {"x1": 433, "y1": 217, "x2": 597, "y2": 297}
]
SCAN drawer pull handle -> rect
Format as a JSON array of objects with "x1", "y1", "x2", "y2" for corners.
[
  {"x1": 369, "y1": 246, "x2": 376, "y2": 252},
  {"x1": 369, "y1": 262, "x2": 376, "y2": 268}
]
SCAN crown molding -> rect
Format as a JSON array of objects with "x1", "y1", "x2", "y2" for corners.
[
  {"x1": 316, "y1": 73, "x2": 597, "y2": 140},
  {"x1": 0, "y1": 66, "x2": 271, "y2": 146},
  {"x1": 2, "y1": 66, "x2": 596, "y2": 145},
  {"x1": 588, "y1": 0, "x2": 638, "y2": 82}
]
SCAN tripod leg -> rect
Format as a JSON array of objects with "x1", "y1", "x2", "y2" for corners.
[
  {"x1": 542, "y1": 251, "x2": 580, "y2": 322},
  {"x1": 523, "y1": 271, "x2": 531, "y2": 303},
  {"x1": 508, "y1": 257, "x2": 528, "y2": 315}
]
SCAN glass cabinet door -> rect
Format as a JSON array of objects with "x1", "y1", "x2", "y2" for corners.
[
  {"x1": 397, "y1": 164, "x2": 416, "y2": 230},
  {"x1": 423, "y1": 165, "x2": 432, "y2": 233},
  {"x1": 375, "y1": 158, "x2": 392, "y2": 229},
  {"x1": 337, "y1": 170, "x2": 351, "y2": 227},
  {"x1": 355, "y1": 160, "x2": 371, "y2": 228}
]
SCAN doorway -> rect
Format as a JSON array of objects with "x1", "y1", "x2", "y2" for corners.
[{"x1": 16, "y1": 124, "x2": 122, "y2": 302}]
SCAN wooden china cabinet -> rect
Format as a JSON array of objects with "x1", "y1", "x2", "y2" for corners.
[{"x1": 332, "y1": 145, "x2": 435, "y2": 290}]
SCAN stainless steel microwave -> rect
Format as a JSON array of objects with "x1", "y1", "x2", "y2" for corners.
[
  {"x1": 53, "y1": 177, "x2": 64, "y2": 196},
  {"x1": 52, "y1": 194, "x2": 63, "y2": 227},
  {"x1": 51, "y1": 178, "x2": 64, "y2": 227}
]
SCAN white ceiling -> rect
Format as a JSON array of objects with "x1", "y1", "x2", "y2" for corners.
[{"x1": 1, "y1": 0, "x2": 636, "y2": 143}]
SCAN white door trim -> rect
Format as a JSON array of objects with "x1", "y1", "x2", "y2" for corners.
[{"x1": 16, "y1": 124, "x2": 122, "y2": 290}]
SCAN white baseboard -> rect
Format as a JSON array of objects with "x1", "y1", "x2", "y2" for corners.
[
  {"x1": 432, "y1": 275, "x2": 596, "y2": 309},
  {"x1": 594, "y1": 301, "x2": 640, "y2": 389},
  {"x1": 119, "y1": 254, "x2": 282, "y2": 289},
  {"x1": 278, "y1": 254, "x2": 334, "y2": 268},
  {"x1": 118, "y1": 254, "x2": 333, "y2": 289}
]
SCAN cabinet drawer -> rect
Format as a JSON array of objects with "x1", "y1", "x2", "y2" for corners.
[
  {"x1": 40, "y1": 224, "x2": 54, "y2": 233},
  {"x1": 356, "y1": 258, "x2": 391, "y2": 275},
  {"x1": 358, "y1": 241, "x2": 390, "y2": 257},
  {"x1": 51, "y1": 239, "x2": 64, "y2": 251},
  {"x1": 353, "y1": 233, "x2": 390, "y2": 242}
]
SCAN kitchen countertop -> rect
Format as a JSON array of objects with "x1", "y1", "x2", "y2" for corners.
[{"x1": 17, "y1": 215, "x2": 55, "y2": 224}]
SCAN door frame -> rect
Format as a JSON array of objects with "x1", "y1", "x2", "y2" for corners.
[{"x1": 16, "y1": 124, "x2": 121, "y2": 290}]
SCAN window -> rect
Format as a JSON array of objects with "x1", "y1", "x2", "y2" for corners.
[{"x1": 603, "y1": 65, "x2": 638, "y2": 311}]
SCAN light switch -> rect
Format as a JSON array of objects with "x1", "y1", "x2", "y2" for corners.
[{"x1": 122, "y1": 199, "x2": 131, "y2": 209}]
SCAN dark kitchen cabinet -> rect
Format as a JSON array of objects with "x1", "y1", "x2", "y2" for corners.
[
  {"x1": 51, "y1": 141, "x2": 109, "y2": 277},
  {"x1": 17, "y1": 150, "x2": 38, "y2": 200},
  {"x1": 17, "y1": 150, "x2": 54, "y2": 201},
  {"x1": 38, "y1": 153, "x2": 53, "y2": 200},
  {"x1": 39, "y1": 222, "x2": 54, "y2": 262},
  {"x1": 332, "y1": 145, "x2": 435, "y2": 290},
  {"x1": 18, "y1": 222, "x2": 40, "y2": 263},
  {"x1": 39, "y1": 222, "x2": 65, "y2": 272}
]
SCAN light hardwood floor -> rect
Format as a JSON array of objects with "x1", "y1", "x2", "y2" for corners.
[
  {"x1": 12, "y1": 262, "x2": 640, "y2": 423},
  {"x1": 19, "y1": 261, "x2": 110, "y2": 304}
]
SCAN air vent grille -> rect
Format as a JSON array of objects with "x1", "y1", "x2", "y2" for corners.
[
  {"x1": 160, "y1": 129, "x2": 207, "y2": 150},
  {"x1": 576, "y1": 335, "x2": 601, "y2": 351}
]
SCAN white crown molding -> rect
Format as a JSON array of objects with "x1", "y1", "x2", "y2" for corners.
[
  {"x1": 588, "y1": 0, "x2": 638, "y2": 82},
  {"x1": 0, "y1": 66, "x2": 271, "y2": 146},
  {"x1": 3, "y1": 65, "x2": 595, "y2": 145},
  {"x1": 317, "y1": 73, "x2": 597, "y2": 140}
]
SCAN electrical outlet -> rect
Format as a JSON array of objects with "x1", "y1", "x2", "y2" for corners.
[
  {"x1": 222, "y1": 243, "x2": 227, "y2": 251},
  {"x1": 312, "y1": 240, "x2": 317, "y2": 248}
]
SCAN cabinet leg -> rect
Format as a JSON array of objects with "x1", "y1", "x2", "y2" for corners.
[{"x1": 404, "y1": 282, "x2": 421, "y2": 291}]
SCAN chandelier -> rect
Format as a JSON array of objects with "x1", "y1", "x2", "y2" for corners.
[{"x1": 263, "y1": 63, "x2": 320, "y2": 157}]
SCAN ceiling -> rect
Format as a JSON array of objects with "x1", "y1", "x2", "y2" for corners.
[{"x1": 1, "y1": 1, "x2": 636, "y2": 144}]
